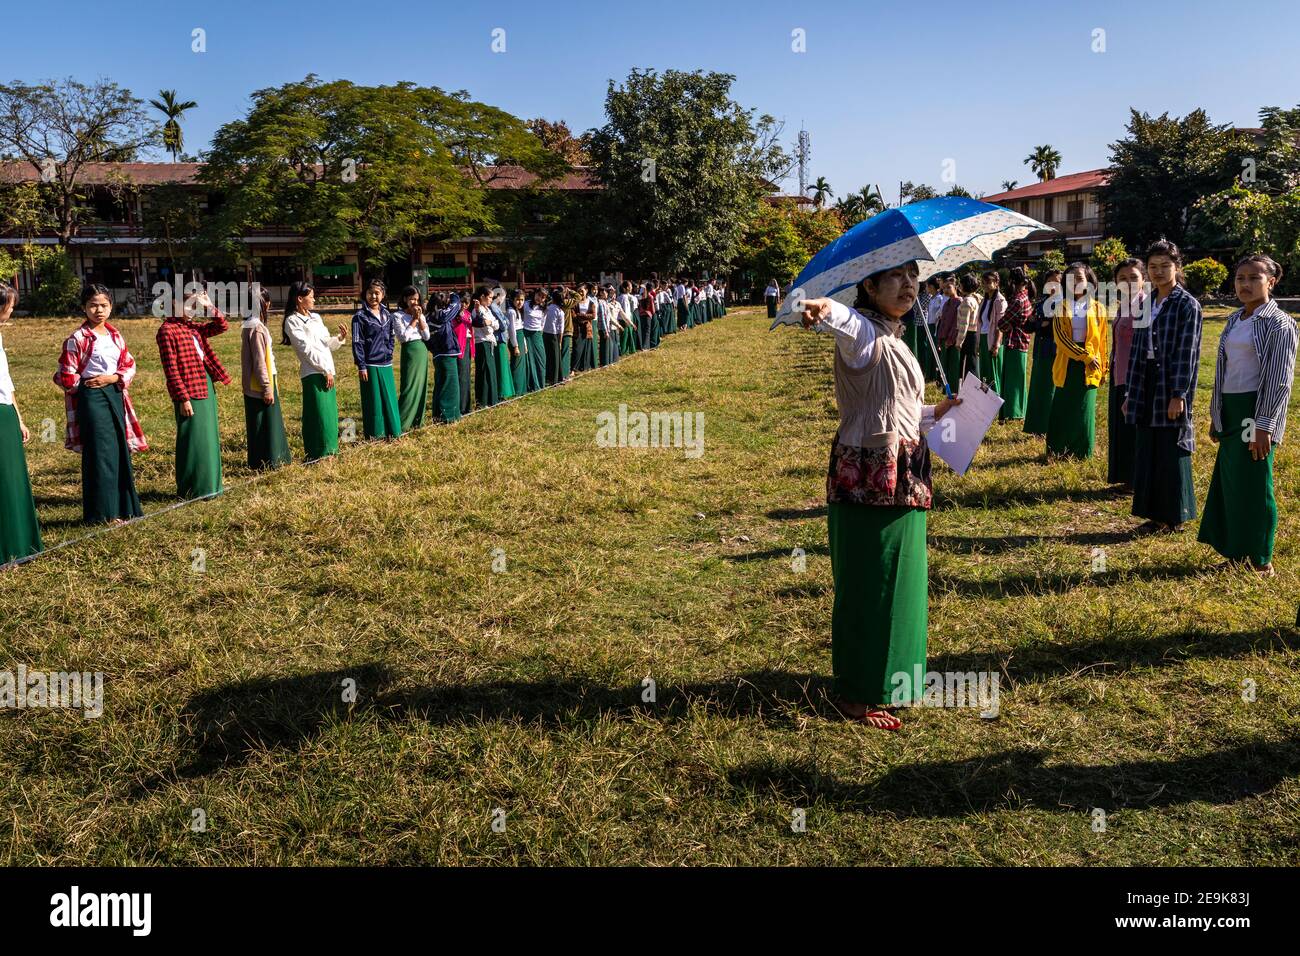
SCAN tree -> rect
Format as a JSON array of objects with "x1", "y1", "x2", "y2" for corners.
[
  {"x1": 149, "y1": 90, "x2": 197, "y2": 163},
  {"x1": 1039, "y1": 249, "x2": 1067, "y2": 274},
  {"x1": 944, "y1": 185, "x2": 973, "y2": 198},
  {"x1": 791, "y1": 206, "x2": 844, "y2": 256},
  {"x1": 585, "y1": 69, "x2": 789, "y2": 274},
  {"x1": 1025, "y1": 145, "x2": 1062, "y2": 182},
  {"x1": 200, "y1": 76, "x2": 560, "y2": 274},
  {"x1": 0, "y1": 78, "x2": 157, "y2": 245},
  {"x1": 1190, "y1": 104, "x2": 1300, "y2": 292},
  {"x1": 1089, "y1": 237, "x2": 1129, "y2": 279},
  {"x1": 734, "y1": 203, "x2": 806, "y2": 287},
  {"x1": 900, "y1": 181, "x2": 938, "y2": 204},
  {"x1": 1104, "y1": 108, "x2": 1249, "y2": 250},
  {"x1": 1001, "y1": 180, "x2": 1019, "y2": 192},
  {"x1": 834, "y1": 185, "x2": 885, "y2": 226},
  {"x1": 1184, "y1": 257, "x2": 1229, "y2": 298},
  {"x1": 523, "y1": 118, "x2": 590, "y2": 167},
  {"x1": 807, "y1": 175, "x2": 833, "y2": 209}
]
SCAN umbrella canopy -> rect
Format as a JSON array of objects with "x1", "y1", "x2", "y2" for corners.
[{"x1": 772, "y1": 196, "x2": 1053, "y2": 326}]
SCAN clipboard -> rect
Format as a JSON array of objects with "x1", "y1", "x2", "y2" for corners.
[{"x1": 927, "y1": 372, "x2": 1003, "y2": 476}]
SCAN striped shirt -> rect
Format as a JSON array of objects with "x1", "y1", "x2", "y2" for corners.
[{"x1": 1210, "y1": 298, "x2": 1299, "y2": 444}]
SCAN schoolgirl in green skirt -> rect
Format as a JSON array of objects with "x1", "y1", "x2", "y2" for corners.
[
  {"x1": 507, "y1": 289, "x2": 529, "y2": 393},
  {"x1": 1199, "y1": 256, "x2": 1298, "y2": 574},
  {"x1": 1125, "y1": 242, "x2": 1202, "y2": 531},
  {"x1": 394, "y1": 285, "x2": 431, "y2": 432},
  {"x1": 352, "y1": 279, "x2": 403, "y2": 440},
  {"x1": 283, "y1": 280, "x2": 348, "y2": 461},
  {"x1": 1023, "y1": 270, "x2": 1061, "y2": 435},
  {"x1": 522, "y1": 289, "x2": 548, "y2": 391},
  {"x1": 157, "y1": 290, "x2": 231, "y2": 499},
  {"x1": 455, "y1": 294, "x2": 474, "y2": 414},
  {"x1": 426, "y1": 290, "x2": 463, "y2": 423},
  {"x1": 996, "y1": 269, "x2": 1033, "y2": 420},
  {"x1": 560, "y1": 289, "x2": 575, "y2": 380},
  {"x1": 471, "y1": 286, "x2": 500, "y2": 407},
  {"x1": 241, "y1": 288, "x2": 292, "y2": 470},
  {"x1": 0, "y1": 287, "x2": 43, "y2": 564},
  {"x1": 56, "y1": 284, "x2": 148, "y2": 524},
  {"x1": 1046, "y1": 263, "x2": 1108, "y2": 459},
  {"x1": 491, "y1": 288, "x2": 516, "y2": 400}
]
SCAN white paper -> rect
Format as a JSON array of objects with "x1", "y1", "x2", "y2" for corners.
[{"x1": 927, "y1": 372, "x2": 1003, "y2": 476}]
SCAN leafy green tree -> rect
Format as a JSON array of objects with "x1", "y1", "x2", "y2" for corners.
[
  {"x1": 1104, "y1": 108, "x2": 1249, "y2": 250},
  {"x1": 944, "y1": 185, "x2": 972, "y2": 198},
  {"x1": 200, "y1": 77, "x2": 559, "y2": 275},
  {"x1": 149, "y1": 90, "x2": 197, "y2": 162},
  {"x1": 1001, "y1": 180, "x2": 1019, "y2": 192},
  {"x1": 0, "y1": 78, "x2": 157, "y2": 245},
  {"x1": 735, "y1": 202, "x2": 805, "y2": 287},
  {"x1": 1190, "y1": 105, "x2": 1300, "y2": 293},
  {"x1": 585, "y1": 69, "x2": 789, "y2": 274},
  {"x1": 1025, "y1": 145, "x2": 1062, "y2": 182},
  {"x1": 1089, "y1": 237, "x2": 1129, "y2": 279},
  {"x1": 1039, "y1": 249, "x2": 1067, "y2": 274},
  {"x1": 1184, "y1": 257, "x2": 1229, "y2": 298},
  {"x1": 900, "y1": 181, "x2": 938, "y2": 203}
]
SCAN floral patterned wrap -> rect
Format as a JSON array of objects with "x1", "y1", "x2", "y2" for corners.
[{"x1": 826, "y1": 434, "x2": 932, "y2": 509}]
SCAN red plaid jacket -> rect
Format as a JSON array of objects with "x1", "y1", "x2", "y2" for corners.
[
  {"x1": 54, "y1": 321, "x2": 149, "y2": 454},
  {"x1": 156, "y1": 313, "x2": 231, "y2": 402}
]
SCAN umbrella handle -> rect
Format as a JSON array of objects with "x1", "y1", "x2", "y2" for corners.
[{"x1": 920, "y1": 315, "x2": 953, "y2": 398}]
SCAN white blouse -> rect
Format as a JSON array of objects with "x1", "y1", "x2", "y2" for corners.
[
  {"x1": 0, "y1": 333, "x2": 14, "y2": 406},
  {"x1": 1070, "y1": 298, "x2": 1090, "y2": 343},
  {"x1": 543, "y1": 304, "x2": 566, "y2": 335},
  {"x1": 284, "y1": 311, "x2": 344, "y2": 379},
  {"x1": 472, "y1": 305, "x2": 498, "y2": 345},
  {"x1": 523, "y1": 305, "x2": 546, "y2": 332},
  {"x1": 82, "y1": 331, "x2": 123, "y2": 379},
  {"x1": 1221, "y1": 313, "x2": 1263, "y2": 394},
  {"x1": 395, "y1": 310, "x2": 429, "y2": 343}
]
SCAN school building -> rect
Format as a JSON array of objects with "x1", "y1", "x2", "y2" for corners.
[
  {"x1": 0, "y1": 161, "x2": 599, "y2": 308},
  {"x1": 982, "y1": 169, "x2": 1109, "y2": 263}
]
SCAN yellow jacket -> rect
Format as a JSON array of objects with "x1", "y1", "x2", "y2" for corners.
[{"x1": 1052, "y1": 298, "x2": 1109, "y2": 388}]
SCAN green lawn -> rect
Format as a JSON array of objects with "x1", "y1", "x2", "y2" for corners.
[{"x1": 1, "y1": 305, "x2": 1297, "y2": 865}]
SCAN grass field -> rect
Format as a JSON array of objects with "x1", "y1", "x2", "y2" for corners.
[{"x1": 1, "y1": 304, "x2": 1298, "y2": 865}]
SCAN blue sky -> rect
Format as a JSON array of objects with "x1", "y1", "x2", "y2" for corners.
[{"x1": 7, "y1": 0, "x2": 1297, "y2": 201}]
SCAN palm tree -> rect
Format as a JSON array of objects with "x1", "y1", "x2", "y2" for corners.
[
  {"x1": 806, "y1": 176, "x2": 834, "y2": 209},
  {"x1": 1001, "y1": 179, "x2": 1019, "y2": 192},
  {"x1": 149, "y1": 90, "x2": 198, "y2": 163},
  {"x1": 1024, "y1": 145, "x2": 1062, "y2": 182}
]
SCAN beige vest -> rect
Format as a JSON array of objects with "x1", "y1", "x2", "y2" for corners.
[{"x1": 833, "y1": 312, "x2": 926, "y2": 449}]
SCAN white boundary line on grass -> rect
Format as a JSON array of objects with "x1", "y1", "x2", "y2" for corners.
[{"x1": 1, "y1": 311, "x2": 745, "y2": 573}]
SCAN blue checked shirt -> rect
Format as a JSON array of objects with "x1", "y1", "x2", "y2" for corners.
[{"x1": 1124, "y1": 283, "x2": 1203, "y2": 451}]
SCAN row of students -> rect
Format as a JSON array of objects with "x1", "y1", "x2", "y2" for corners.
[{"x1": 0, "y1": 275, "x2": 734, "y2": 564}]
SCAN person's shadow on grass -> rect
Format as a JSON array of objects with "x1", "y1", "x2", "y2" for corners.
[{"x1": 723, "y1": 735, "x2": 1300, "y2": 817}]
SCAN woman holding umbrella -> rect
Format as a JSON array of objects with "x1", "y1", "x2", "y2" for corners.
[
  {"x1": 1046, "y1": 262, "x2": 1108, "y2": 459},
  {"x1": 797, "y1": 262, "x2": 961, "y2": 729}
]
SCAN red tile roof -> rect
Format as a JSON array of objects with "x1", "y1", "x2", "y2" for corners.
[
  {"x1": 0, "y1": 160, "x2": 596, "y2": 191},
  {"x1": 0, "y1": 161, "x2": 202, "y2": 185},
  {"x1": 983, "y1": 169, "x2": 1109, "y2": 204}
]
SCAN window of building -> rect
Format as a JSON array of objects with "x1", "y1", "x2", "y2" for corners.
[
  {"x1": 259, "y1": 256, "x2": 300, "y2": 285},
  {"x1": 1066, "y1": 199, "x2": 1083, "y2": 221},
  {"x1": 90, "y1": 257, "x2": 136, "y2": 288}
]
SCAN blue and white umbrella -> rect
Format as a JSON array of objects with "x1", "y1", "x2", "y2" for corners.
[{"x1": 772, "y1": 196, "x2": 1053, "y2": 326}]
